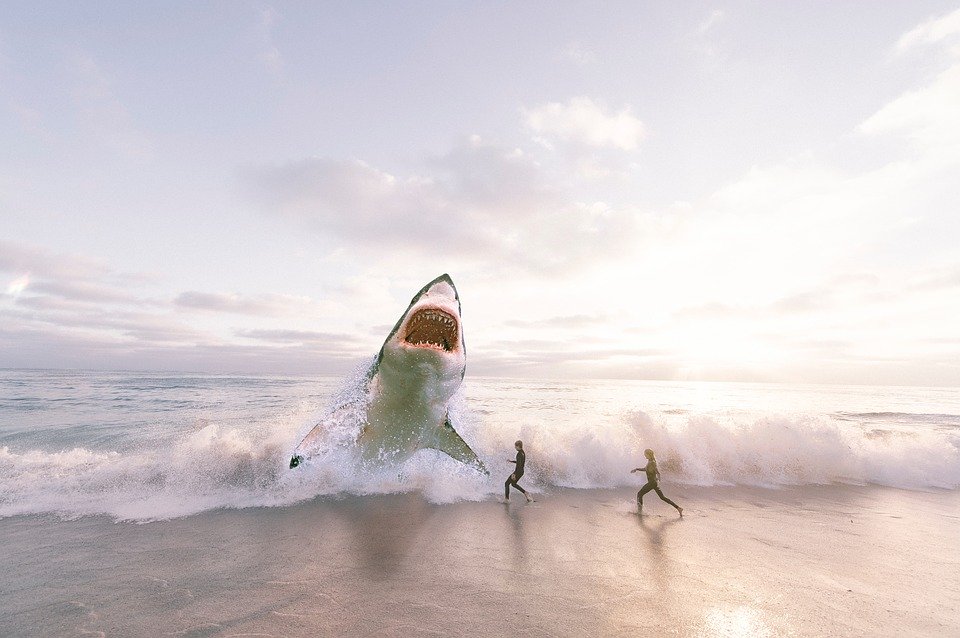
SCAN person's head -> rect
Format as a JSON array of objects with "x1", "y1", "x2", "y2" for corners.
[
  {"x1": 644, "y1": 448, "x2": 655, "y2": 460},
  {"x1": 515, "y1": 440, "x2": 523, "y2": 450}
]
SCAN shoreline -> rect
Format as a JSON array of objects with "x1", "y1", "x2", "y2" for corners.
[{"x1": 2, "y1": 484, "x2": 958, "y2": 636}]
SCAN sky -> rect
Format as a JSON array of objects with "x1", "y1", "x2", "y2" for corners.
[{"x1": 2, "y1": 1, "x2": 960, "y2": 385}]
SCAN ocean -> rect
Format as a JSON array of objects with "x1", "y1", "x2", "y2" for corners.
[{"x1": 2, "y1": 368, "x2": 958, "y2": 522}]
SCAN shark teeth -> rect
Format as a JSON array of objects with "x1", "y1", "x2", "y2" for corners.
[{"x1": 403, "y1": 307, "x2": 458, "y2": 351}]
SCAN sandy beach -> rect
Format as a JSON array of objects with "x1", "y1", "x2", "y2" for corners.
[{"x1": 2, "y1": 484, "x2": 957, "y2": 637}]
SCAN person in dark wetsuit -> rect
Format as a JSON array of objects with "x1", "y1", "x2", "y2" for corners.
[
  {"x1": 505, "y1": 440, "x2": 533, "y2": 502},
  {"x1": 631, "y1": 448, "x2": 682, "y2": 517}
]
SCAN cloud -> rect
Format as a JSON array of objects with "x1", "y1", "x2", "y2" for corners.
[
  {"x1": 243, "y1": 137, "x2": 646, "y2": 273},
  {"x1": 914, "y1": 264, "x2": 960, "y2": 290},
  {"x1": 859, "y1": 63, "x2": 960, "y2": 152},
  {"x1": 868, "y1": 8, "x2": 960, "y2": 156},
  {"x1": 0, "y1": 240, "x2": 376, "y2": 373},
  {"x1": 503, "y1": 314, "x2": 607, "y2": 330},
  {"x1": 3, "y1": 248, "x2": 385, "y2": 368},
  {"x1": 5, "y1": 274, "x2": 29, "y2": 297},
  {"x1": 672, "y1": 282, "x2": 860, "y2": 320},
  {"x1": 236, "y1": 328, "x2": 360, "y2": 345},
  {"x1": 523, "y1": 97, "x2": 645, "y2": 151},
  {"x1": 1, "y1": 241, "x2": 160, "y2": 312},
  {"x1": 895, "y1": 7, "x2": 960, "y2": 53},
  {"x1": 30, "y1": 279, "x2": 145, "y2": 305},
  {"x1": 469, "y1": 343, "x2": 671, "y2": 378},
  {"x1": 0, "y1": 324, "x2": 363, "y2": 375},
  {"x1": 2, "y1": 303, "x2": 206, "y2": 344},
  {"x1": 427, "y1": 137, "x2": 552, "y2": 213},
  {"x1": 257, "y1": 6, "x2": 284, "y2": 76},
  {"x1": 245, "y1": 158, "x2": 456, "y2": 245},
  {"x1": 697, "y1": 9, "x2": 724, "y2": 36},
  {"x1": 560, "y1": 41, "x2": 598, "y2": 66},
  {"x1": 0, "y1": 240, "x2": 110, "y2": 281},
  {"x1": 174, "y1": 291, "x2": 314, "y2": 316}
]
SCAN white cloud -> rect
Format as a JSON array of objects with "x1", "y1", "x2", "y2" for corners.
[
  {"x1": 0, "y1": 240, "x2": 111, "y2": 281},
  {"x1": 5, "y1": 274, "x2": 29, "y2": 297},
  {"x1": 243, "y1": 138, "x2": 645, "y2": 274},
  {"x1": 861, "y1": 56, "x2": 960, "y2": 152},
  {"x1": 697, "y1": 9, "x2": 724, "y2": 36},
  {"x1": 895, "y1": 7, "x2": 960, "y2": 53},
  {"x1": 523, "y1": 97, "x2": 645, "y2": 151},
  {"x1": 174, "y1": 291, "x2": 315, "y2": 316},
  {"x1": 257, "y1": 6, "x2": 284, "y2": 76},
  {"x1": 0, "y1": 240, "x2": 368, "y2": 372},
  {"x1": 560, "y1": 41, "x2": 598, "y2": 66}
]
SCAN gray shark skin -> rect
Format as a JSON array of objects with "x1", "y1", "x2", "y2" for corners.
[{"x1": 289, "y1": 274, "x2": 485, "y2": 473}]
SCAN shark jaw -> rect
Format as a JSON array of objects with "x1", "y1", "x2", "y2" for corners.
[{"x1": 402, "y1": 307, "x2": 458, "y2": 352}]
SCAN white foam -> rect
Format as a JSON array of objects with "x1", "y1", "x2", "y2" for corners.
[{"x1": 1, "y1": 381, "x2": 957, "y2": 522}]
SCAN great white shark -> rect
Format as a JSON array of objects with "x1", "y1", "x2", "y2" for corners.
[{"x1": 289, "y1": 274, "x2": 485, "y2": 473}]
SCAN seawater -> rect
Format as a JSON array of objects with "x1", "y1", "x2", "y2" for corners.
[{"x1": 1, "y1": 368, "x2": 958, "y2": 521}]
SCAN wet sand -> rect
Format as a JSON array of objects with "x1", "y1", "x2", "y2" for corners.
[{"x1": 1, "y1": 485, "x2": 958, "y2": 637}]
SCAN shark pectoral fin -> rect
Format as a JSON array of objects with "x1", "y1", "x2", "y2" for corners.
[
  {"x1": 428, "y1": 416, "x2": 488, "y2": 475},
  {"x1": 289, "y1": 406, "x2": 355, "y2": 469}
]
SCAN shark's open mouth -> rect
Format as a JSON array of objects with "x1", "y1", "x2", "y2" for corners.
[{"x1": 404, "y1": 307, "x2": 458, "y2": 351}]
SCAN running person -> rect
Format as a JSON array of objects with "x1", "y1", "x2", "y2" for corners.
[
  {"x1": 631, "y1": 448, "x2": 682, "y2": 516},
  {"x1": 505, "y1": 440, "x2": 533, "y2": 502}
]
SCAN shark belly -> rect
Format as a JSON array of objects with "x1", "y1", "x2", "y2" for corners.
[{"x1": 359, "y1": 357, "x2": 457, "y2": 462}]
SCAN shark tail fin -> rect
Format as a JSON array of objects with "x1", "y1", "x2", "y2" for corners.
[{"x1": 429, "y1": 415, "x2": 488, "y2": 475}]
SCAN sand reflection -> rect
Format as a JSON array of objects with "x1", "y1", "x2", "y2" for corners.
[
  {"x1": 699, "y1": 605, "x2": 772, "y2": 637},
  {"x1": 334, "y1": 493, "x2": 435, "y2": 575},
  {"x1": 635, "y1": 514, "x2": 682, "y2": 626},
  {"x1": 503, "y1": 501, "x2": 529, "y2": 567},
  {"x1": 637, "y1": 515, "x2": 681, "y2": 585}
]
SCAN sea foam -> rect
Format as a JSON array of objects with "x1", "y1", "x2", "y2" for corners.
[{"x1": 1, "y1": 371, "x2": 958, "y2": 522}]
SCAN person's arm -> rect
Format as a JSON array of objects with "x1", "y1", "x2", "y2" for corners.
[
  {"x1": 630, "y1": 464, "x2": 648, "y2": 473},
  {"x1": 508, "y1": 459, "x2": 516, "y2": 463}
]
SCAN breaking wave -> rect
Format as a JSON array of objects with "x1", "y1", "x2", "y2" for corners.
[
  {"x1": 1, "y1": 372, "x2": 958, "y2": 522},
  {"x1": 527, "y1": 411, "x2": 960, "y2": 491}
]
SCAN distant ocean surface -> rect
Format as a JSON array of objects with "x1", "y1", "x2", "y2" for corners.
[{"x1": 1, "y1": 368, "x2": 958, "y2": 522}]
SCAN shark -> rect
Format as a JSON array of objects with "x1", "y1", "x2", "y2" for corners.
[{"x1": 289, "y1": 274, "x2": 485, "y2": 473}]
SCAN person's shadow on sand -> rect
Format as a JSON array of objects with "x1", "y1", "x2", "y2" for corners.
[
  {"x1": 637, "y1": 514, "x2": 682, "y2": 547},
  {"x1": 637, "y1": 515, "x2": 681, "y2": 594},
  {"x1": 501, "y1": 500, "x2": 530, "y2": 568}
]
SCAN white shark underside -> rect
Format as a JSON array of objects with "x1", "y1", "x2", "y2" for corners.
[{"x1": 289, "y1": 274, "x2": 485, "y2": 473}]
